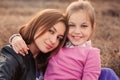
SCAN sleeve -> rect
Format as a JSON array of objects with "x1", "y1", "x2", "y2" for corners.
[
  {"x1": 82, "y1": 48, "x2": 101, "y2": 80},
  {"x1": 9, "y1": 34, "x2": 21, "y2": 45},
  {"x1": 0, "y1": 53, "x2": 20, "y2": 80}
]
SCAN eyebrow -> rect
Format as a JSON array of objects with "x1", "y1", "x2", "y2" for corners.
[
  {"x1": 82, "y1": 22, "x2": 85, "y2": 24},
  {"x1": 68, "y1": 21, "x2": 76, "y2": 25},
  {"x1": 82, "y1": 22, "x2": 88, "y2": 25},
  {"x1": 68, "y1": 22, "x2": 73, "y2": 24},
  {"x1": 52, "y1": 26, "x2": 56, "y2": 32}
]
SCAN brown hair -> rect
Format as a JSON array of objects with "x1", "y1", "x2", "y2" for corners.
[
  {"x1": 19, "y1": 9, "x2": 69, "y2": 72},
  {"x1": 66, "y1": 0, "x2": 95, "y2": 27}
]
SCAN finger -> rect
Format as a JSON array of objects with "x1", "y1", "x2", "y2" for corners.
[
  {"x1": 16, "y1": 42, "x2": 27, "y2": 55},
  {"x1": 21, "y1": 48, "x2": 28, "y2": 55},
  {"x1": 18, "y1": 50, "x2": 26, "y2": 56},
  {"x1": 18, "y1": 47, "x2": 27, "y2": 56},
  {"x1": 15, "y1": 44, "x2": 23, "y2": 53},
  {"x1": 23, "y1": 48, "x2": 29, "y2": 54},
  {"x1": 22, "y1": 41, "x2": 29, "y2": 54},
  {"x1": 11, "y1": 36, "x2": 28, "y2": 55}
]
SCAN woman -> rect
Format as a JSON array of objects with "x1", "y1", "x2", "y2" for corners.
[{"x1": 0, "y1": 9, "x2": 69, "y2": 80}]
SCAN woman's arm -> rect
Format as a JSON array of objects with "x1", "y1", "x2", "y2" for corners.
[
  {"x1": 82, "y1": 48, "x2": 101, "y2": 80},
  {"x1": 9, "y1": 34, "x2": 29, "y2": 56}
]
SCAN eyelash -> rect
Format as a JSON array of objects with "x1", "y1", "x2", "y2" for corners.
[
  {"x1": 48, "y1": 29, "x2": 55, "y2": 34},
  {"x1": 48, "y1": 29, "x2": 63, "y2": 41},
  {"x1": 57, "y1": 36, "x2": 63, "y2": 41},
  {"x1": 69, "y1": 24, "x2": 75, "y2": 27},
  {"x1": 81, "y1": 25, "x2": 88, "y2": 28},
  {"x1": 69, "y1": 24, "x2": 88, "y2": 30}
]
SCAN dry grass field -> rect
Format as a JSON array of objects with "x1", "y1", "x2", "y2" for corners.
[{"x1": 0, "y1": 0, "x2": 120, "y2": 77}]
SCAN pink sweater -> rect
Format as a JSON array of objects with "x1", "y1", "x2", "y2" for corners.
[{"x1": 44, "y1": 45, "x2": 101, "y2": 80}]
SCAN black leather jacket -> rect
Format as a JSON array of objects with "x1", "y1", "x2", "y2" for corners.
[{"x1": 0, "y1": 45, "x2": 36, "y2": 80}]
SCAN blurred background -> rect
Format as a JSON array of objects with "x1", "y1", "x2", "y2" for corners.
[{"x1": 0, "y1": 0, "x2": 120, "y2": 77}]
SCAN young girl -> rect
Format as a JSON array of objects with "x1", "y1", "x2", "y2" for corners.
[
  {"x1": 9, "y1": 1, "x2": 119, "y2": 80},
  {"x1": 44, "y1": 1, "x2": 101, "y2": 80}
]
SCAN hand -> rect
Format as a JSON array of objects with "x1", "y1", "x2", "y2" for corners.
[{"x1": 11, "y1": 36, "x2": 29, "y2": 56}]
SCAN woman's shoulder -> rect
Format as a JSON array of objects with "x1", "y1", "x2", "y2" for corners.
[
  {"x1": 0, "y1": 45, "x2": 23, "y2": 79},
  {"x1": 0, "y1": 45, "x2": 23, "y2": 65}
]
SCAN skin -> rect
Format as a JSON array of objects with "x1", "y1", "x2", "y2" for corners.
[
  {"x1": 68, "y1": 10, "x2": 95, "y2": 46},
  {"x1": 33, "y1": 22, "x2": 66, "y2": 54},
  {"x1": 11, "y1": 9, "x2": 95, "y2": 55},
  {"x1": 12, "y1": 22, "x2": 66, "y2": 56},
  {"x1": 29, "y1": 22, "x2": 66, "y2": 58}
]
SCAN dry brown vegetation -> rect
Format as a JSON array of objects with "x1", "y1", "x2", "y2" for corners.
[{"x1": 0, "y1": 0, "x2": 120, "y2": 77}]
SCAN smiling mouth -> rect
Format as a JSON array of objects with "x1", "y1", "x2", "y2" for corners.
[
  {"x1": 44, "y1": 42, "x2": 53, "y2": 50},
  {"x1": 72, "y1": 36, "x2": 82, "y2": 41}
]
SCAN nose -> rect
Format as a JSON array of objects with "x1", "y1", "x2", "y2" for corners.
[
  {"x1": 74, "y1": 27, "x2": 81, "y2": 34},
  {"x1": 50, "y1": 35, "x2": 57, "y2": 44}
]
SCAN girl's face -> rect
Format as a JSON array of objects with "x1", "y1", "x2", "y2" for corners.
[
  {"x1": 34, "y1": 22, "x2": 66, "y2": 53},
  {"x1": 68, "y1": 10, "x2": 95, "y2": 46}
]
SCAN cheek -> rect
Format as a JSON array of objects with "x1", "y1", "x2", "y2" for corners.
[
  {"x1": 85, "y1": 31, "x2": 93, "y2": 39},
  {"x1": 55, "y1": 41, "x2": 59, "y2": 47},
  {"x1": 67, "y1": 33, "x2": 71, "y2": 40},
  {"x1": 68, "y1": 28, "x2": 73, "y2": 34},
  {"x1": 35, "y1": 38, "x2": 41, "y2": 46},
  {"x1": 53, "y1": 41, "x2": 60, "y2": 49},
  {"x1": 67, "y1": 29, "x2": 73, "y2": 37}
]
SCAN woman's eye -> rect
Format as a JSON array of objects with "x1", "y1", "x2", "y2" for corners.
[
  {"x1": 48, "y1": 29, "x2": 55, "y2": 34},
  {"x1": 57, "y1": 36, "x2": 63, "y2": 41}
]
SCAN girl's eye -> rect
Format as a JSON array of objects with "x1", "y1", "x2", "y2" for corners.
[
  {"x1": 48, "y1": 29, "x2": 55, "y2": 34},
  {"x1": 81, "y1": 24, "x2": 88, "y2": 28},
  {"x1": 69, "y1": 24, "x2": 75, "y2": 28},
  {"x1": 57, "y1": 36, "x2": 63, "y2": 41}
]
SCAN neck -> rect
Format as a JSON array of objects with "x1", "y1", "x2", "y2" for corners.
[
  {"x1": 28, "y1": 42, "x2": 39, "y2": 58},
  {"x1": 66, "y1": 40, "x2": 91, "y2": 48}
]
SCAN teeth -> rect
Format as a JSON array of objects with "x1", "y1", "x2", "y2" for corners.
[{"x1": 73, "y1": 36, "x2": 81, "y2": 40}]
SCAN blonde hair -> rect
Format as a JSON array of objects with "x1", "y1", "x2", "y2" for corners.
[{"x1": 66, "y1": 1, "x2": 95, "y2": 27}]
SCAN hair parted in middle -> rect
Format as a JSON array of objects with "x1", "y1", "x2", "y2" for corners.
[{"x1": 66, "y1": 0, "x2": 95, "y2": 27}]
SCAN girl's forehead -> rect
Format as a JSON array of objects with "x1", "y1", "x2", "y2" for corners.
[
  {"x1": 68, "y1": 11, "x2": 92, "y2": 26},
  {"x1": 69, "y1": 11, "x2": 89, "y2": 20},
  {"x1": 70, "y1": 10, "x2": 87, "y2": 15}
]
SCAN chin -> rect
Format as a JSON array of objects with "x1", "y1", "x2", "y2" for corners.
[
  {"x1": 72, "y1": 42, "x2": 82, "y2": 46},
  {"x1": 40, "y1": 50, "x2": 49, "y2": 53},
  {"x1": 72, "y1": 43, "x2": 79, "y2": 46}
]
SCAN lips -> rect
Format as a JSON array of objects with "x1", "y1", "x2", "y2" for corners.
[
  {"x1": 72, "y1": 36, "x2": 82, "y2": 41},
  {"x1": 44, "y1": 42, "x2": 53, "y2": 50}
]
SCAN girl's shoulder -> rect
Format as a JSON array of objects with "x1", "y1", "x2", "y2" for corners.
[
  {"x1": 89, "y1": 46, "x2": 100, "y2": 53},
  {"x1": 86, "y1": 46, "x2": 100, "y2": 60}
]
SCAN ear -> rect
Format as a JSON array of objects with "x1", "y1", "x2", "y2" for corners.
[{"x1": 92, "y1": 22, "x2": 96, "y2": 31}]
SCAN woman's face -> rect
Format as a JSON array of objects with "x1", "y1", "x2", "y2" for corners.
[
  {"x1": 68, "y1": 10, "x2": 94, "y2": 46},
  {"x1": 34, "y1": 22, "x2": 66, "y2": 53}
]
